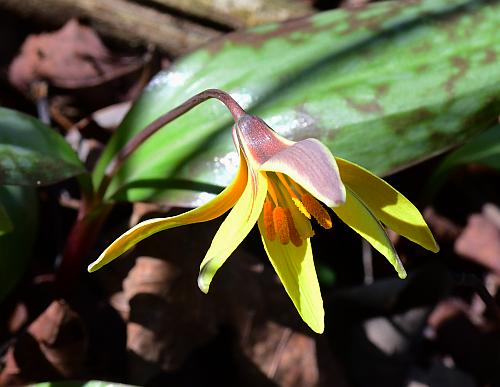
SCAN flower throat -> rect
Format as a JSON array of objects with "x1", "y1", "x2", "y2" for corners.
[{"x1": 262, "y1": 172, "x2": 332, "y2": 247}]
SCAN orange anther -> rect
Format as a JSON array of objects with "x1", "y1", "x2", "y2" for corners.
[
  {"x1": 263, "y1": 200, "x2": 276, "y2": 241},
  {"x1": 285, "y1": 208, "x2": 303, "y2": 247},
  {"x1": 301, "y1": 194, "x2": 332, "y2": 229},
  {"x1": 273, "y1": 207, "x2": 290, "y2": 244}
]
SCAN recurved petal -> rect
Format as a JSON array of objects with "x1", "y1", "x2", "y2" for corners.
[
  {"x1": 260, "y1": 139, "x2": 345, "y2": 208},
  {"x1": 336, "y1": 157, "x2": 439, "y2": 252},
  {"x1": 258, "y1": 216, "x2": 324, "y2": 334},
  {"x1": 333, "y1": 187, "x2": 407, "y2": 279},
  {"x1": 88, "y1": 155, "x2": 249, "y2": 273},
  {"x1": 198, "y1": 170, "x2": 268, "y2": 293}
]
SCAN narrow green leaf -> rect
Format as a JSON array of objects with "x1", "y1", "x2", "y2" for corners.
[
  {"x1": 94, "y1": 0, "x2": 500, "y2": 205},
  {"x1": 437, "y1": 125, "x2": 500, "y2": 170},
  {"x1": 0, "y1": 185, "x2": 37, "y2": 302},
  {"x1": 428, "y1": 124, "x2": 500, "y2": 194},
  {"x1": 0, "y1": 107, "x2": 86, "y2": 186}
]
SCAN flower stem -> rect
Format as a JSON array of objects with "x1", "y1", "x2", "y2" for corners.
[
  {"x1": 57, "y1": 89, "x2": 244, "y2": 294},
  {"x1": 96, "y1": 89, "x2": 246, "y2": 199}
]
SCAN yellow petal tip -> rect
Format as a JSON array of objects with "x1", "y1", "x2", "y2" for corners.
[
  {"x1": 311, "y1": 322, "x2": 324, "y2": 334},
  {"x1": 87, "y1": 261, "x2": 100, "y2": 273},
  {"x1": 415, "y1": 234, "x2": 440, "y2": 254},
  {"x1": 197, "y1": 274, "x2": 210, "y2": 294},
  {"x1": 429, "y1": 240, "x2": 440, "y2": 253},
  {"x1": 418, "y1": 228, "x2": 440, "y2": 253}
]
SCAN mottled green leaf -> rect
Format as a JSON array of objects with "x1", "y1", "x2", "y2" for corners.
[
  {"x1": 94, "y1": 0, "x2": 500, "y2": 206},
  {"x1": 428, "y1": 124, "x2": 500, "y2": 194},
  {"x1": 0, "y1": 107, "x2": 86, "y2": 186},
  {"x1": 0, "y1": 185, "x2": 37, "y2": 302}
]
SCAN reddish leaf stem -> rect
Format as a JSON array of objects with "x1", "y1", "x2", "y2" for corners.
[{"x1": 56, "y1": 203, "x2": 111, "y2": 296}]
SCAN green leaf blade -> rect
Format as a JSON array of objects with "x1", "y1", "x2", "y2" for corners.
[
  {"x1": 0, "y1": 107, "x2": 86, "y2": 186},
  {"x1": 94, "y1": 0, "x2": 500, "y2": 205}
]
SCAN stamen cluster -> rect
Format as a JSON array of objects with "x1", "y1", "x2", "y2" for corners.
[{"x1": 262, "y1": 172, "x2": 332, "y2": 246}]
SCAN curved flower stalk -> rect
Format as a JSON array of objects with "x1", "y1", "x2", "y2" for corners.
[{"x1": 89, "y1": 91, "x2": 438, "y2": 333}]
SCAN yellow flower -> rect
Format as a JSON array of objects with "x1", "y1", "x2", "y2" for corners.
[{"x1": 88, "y1": 114, "x2": 438, "y2": 333}]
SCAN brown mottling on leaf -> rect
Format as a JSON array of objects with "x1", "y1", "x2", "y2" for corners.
[
  {"x1": 287, "y1": 33, "x2": 309, "y2": 46},
  {"x1": 472, "y1": 10, "x2": 485, "y2": 25},
  {"x1": 337, "y1": 13, "x2": 363, "y2": 36},
  {"x1": 346, "y1": 97, "x2": 383, "y2": 114},
  {"x1": 482, "y1": 49, "x2": 497, "y2": 65},
  {"x1": 206, "y1": 0, "x2": 423, "y2": 53},
  {"x1": 375, "y1": 83, "x2": 390, "y2": 97},
  {"x1": 444, "y1": 56, "x2": 469, "y2": 95},
  {"x1": 386, "y1": 108, "x2": 434, "y2": 134},
  {"x1": 337, "y1": 3, "x2": 407, "y2": 36},
  {"x1": 464, "y1": 11, "x2": 486, "y2": 39},
  {"x1": 416, "y1": 63, "x2": 430, "y2": 73},
  {"x1": 339, "y1": 0, "x2": 421, "y2": 35},
  {"x1": 429, "y1": 131, "x2": 454, "y2": 147},
  {"x1": 440, "y1": 12, "x2": 463, "y2": 42},
  {"x1": 463, "y1": 96, "x2": 500, "y2": 129},
  {"x1": 412, "y1": 41, "x2": 432, "y2": 54},
  {"x1": 207, "y1": 17, "x2": 316, "y2": 52}
]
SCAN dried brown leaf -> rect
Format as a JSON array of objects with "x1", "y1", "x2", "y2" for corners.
[
  {"x1": 0, "y1": 300, "x2": 87, "y2": 384},
  {"x1": 9, "y1": 19, "x2": 144, "y2": 92},
  {"x1": 455, "y1": 209, "x2": 500, "y2": 273}
]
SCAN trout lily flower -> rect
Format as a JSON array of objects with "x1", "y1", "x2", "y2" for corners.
[{"x1": 88, "y1": 114, "x2": 438, "y2": 333}]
